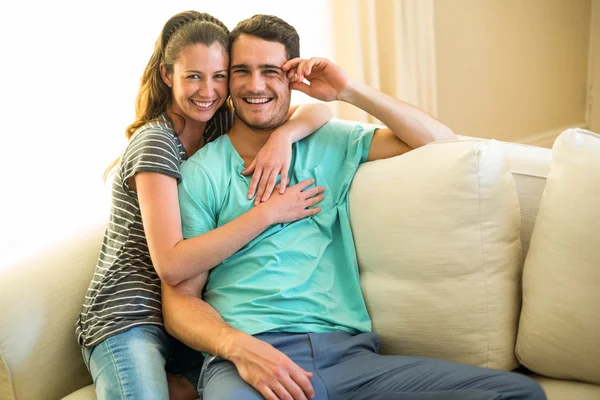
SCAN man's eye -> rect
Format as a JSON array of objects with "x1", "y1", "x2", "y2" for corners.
[
  {"x1": 233, "y1": 69, "x2": 249, "y2": 75},
  {"x1": 264, "y1": 70, "x2": 279, "y2": 76}
]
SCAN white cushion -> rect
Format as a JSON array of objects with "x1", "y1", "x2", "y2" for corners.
[
  {"x1": 350, "y1": 139, "x2": 522, "y2": 370},
  {"x1": 534, "y1": 376, "x2": 600, "y2": 400},
  {"x1": 0, "y1": 219, "x2": 104, "y2": 399},
  {"x1": 516, "y1": 129, "x2": 600, "y2": 384}
]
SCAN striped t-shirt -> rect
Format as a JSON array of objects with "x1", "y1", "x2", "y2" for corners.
[{"x1": 76, "y1": 110, "x2": 233, "y2": 348}]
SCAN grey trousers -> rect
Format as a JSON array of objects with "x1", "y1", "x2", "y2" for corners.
[{"x1": 198, "y1": 332, "x2": 546, "y2": 400}]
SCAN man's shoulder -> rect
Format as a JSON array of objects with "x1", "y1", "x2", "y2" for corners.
[
  {"x1": 186, "y1": 135, "x2": 229, "y2": 167},
  {"x1": 309, "y1": 119, "x2": 376, "y2": 140},
  {"x1": 180, "y1": 135, "x2": 231, "y2": 183}
]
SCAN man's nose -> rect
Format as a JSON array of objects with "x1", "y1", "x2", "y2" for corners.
[{"x1": 248, "y1": 72, "x2": 266, "y2": 92}]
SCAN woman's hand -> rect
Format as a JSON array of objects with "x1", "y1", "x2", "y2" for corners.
[
  {"x1": 258, "y1": 179, "x2": 325, "y2": 224},
  {"x1": 242, "y1": 131, "x2": 293, "y2": 205}
]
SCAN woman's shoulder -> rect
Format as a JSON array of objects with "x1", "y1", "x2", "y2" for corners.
[{"x1": 130, "y1": 115, "x2": 177, "y2": 143}]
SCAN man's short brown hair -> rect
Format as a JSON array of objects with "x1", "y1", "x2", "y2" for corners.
[{"x1": 230, "y1": 14, "x2": 300, "y2": 60}]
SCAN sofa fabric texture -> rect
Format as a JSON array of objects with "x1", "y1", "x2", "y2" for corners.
[
  {"x1": 350, "y1": 140, "x2": 522, "y2": 370},
  {"x1": 516, "y1": 129, "x2": 600, "y2": 385},
  {"x1": 1, "y1": 133, "x2": 597, "y2": 399}
]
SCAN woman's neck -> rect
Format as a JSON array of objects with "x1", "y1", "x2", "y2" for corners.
[{"x1": 167, "y1": 111, "x2": 207, "y2": 157}]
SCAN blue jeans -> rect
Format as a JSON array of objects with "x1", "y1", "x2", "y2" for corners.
[
  {"x1": 82, "y1": 325, "x2": 204, "y2": 400},
  {"x1": 200, "y1": 332, "x2": 546, "y2": 400}
]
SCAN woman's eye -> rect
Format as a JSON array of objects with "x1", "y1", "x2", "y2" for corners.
[
  {"x1": 188, "y1": 74, "x2": 201, "y2": 79},
  {"x1": 214, "y1": 74, "x2": 227, "y2": 79}
]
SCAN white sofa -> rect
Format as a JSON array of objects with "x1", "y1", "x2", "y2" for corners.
[{"x1": 1, "y1": 133, "x2": 599, "y2": 400}]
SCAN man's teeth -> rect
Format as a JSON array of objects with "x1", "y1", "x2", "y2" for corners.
[
  {"x1": 246, "y1": 98, "x2": 270, "y2": 104},
  {"x1": 192, "y1": 100, "x2": 213, "y2": 108}
]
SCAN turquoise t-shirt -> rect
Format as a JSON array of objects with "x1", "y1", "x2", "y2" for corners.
[{"x1": 178, "y1": 119, "x2": 376, "y2": 335}]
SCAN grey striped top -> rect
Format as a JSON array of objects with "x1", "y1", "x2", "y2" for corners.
[{"x1": 76, "y1": 110, "x2": 233, "y2": 348}]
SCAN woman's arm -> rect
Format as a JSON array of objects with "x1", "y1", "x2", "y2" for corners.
[
  {"x1": 136, "y1": 172, "x2": 324, "y2": 286},
  {"x1": 243, "y1": 102, "x2": 333, "y2": 204}
]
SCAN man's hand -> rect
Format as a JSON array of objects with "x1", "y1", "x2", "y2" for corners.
[
  {"x1": 223, "y1": 332, "x2": 315, "y2": 400},
  {"x1": 283, "y1": 57, "x2": 351, "y2": 102}
]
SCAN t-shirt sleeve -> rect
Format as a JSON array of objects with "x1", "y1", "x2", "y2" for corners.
[
  {"x1": 120, "y1": 128, "x2": 182, "y2": 192},
  {"x1": 320, "y1": 119, "x2": 376, "y2": 168},
  {"x1": 347, "y1": 123, "x2": 377, "y2": 165},
  {"x1": 178, "y1": 160, "x2": 218, "y2": 239}
]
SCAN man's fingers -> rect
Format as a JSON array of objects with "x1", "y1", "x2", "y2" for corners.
[
  {"x1": 261, "y1": 169, "x2": 280, "y2": 202},
  {"x1": 260, "y1": 386, "x2": 279, "y2": 400},
  {"x1": 290, "y1": 81, "x2": 311, "y2": 96},
  {"x1": 290, "y1": 369, "x2": 315, "y2": 399},
  {"x1": 282, "y1": 57, "x2": 303, "y2": 72},
  {"x1": 280, "y1": 375, "x2": 308, "y2": 400},
  {"x1": 270, "y1": 380, "x2": 295, "y2": 400},
  {"x1": 248, "y1": 166, "x2": 263, "y2": 199}
]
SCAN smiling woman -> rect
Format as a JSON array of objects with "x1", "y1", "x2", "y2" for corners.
[{"x1": 0, "y1": 1, "x2": 334, "y2": 265}]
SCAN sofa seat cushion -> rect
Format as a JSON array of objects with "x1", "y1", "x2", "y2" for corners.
[
  {"x1": 61, "y1": 385, "x2": 96, "y2": 400},
  {"x1": 533, "y1": 376, "x2": 600, "y2": 400},
  {"x1": 349, "y1": 139, "x2": 522, "y2": 370},
  {"x1": 516, "y1": 129, "x2": 600, "y2": 385}
]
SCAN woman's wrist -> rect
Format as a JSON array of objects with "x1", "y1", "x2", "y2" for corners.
[{"x1": 272, "y1": 121, "x2": 301, "y2": 144}]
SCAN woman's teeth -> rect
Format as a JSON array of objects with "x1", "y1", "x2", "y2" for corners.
[{"x1": 192, "y1": 100, "x2": 214, "y2": 108}]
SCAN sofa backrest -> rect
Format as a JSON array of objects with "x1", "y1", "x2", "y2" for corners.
[
  {"x1": 0, "y1": 218, "x2": 106, "y2": 400},
  {"x1": 496, "y1": 141, "x2": 552, "y2": 259},
  {"x1": 0, "y1": 138, "x2": 552, "y2": 399}
]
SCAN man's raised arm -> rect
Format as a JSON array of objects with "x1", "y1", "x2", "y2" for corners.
[{"x1": 284, "y1": 57, "x2": 457, "y2": 161}]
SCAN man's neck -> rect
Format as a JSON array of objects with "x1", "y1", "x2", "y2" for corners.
[{"x1": 227, "y1": 118, "x2": 278, "y2": 165}]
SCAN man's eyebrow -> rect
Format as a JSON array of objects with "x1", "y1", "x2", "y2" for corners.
[
  {"x1": 260, "y1": 64, "x2": 283, "y2": 71},
  {"x1": 230, "y1": 64, "x2": 283, "y2": 71}
]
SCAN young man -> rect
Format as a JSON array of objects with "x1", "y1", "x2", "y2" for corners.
[{"x1": 162, "y1": 14, "x2": 546, "y2": 400}]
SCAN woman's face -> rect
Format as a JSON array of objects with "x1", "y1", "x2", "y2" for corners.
[{"x1": 162, "y1": 42, "x2": 229, "y2": 126}]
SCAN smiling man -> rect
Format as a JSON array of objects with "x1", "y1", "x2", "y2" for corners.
[{"x1": 162, "y1": 14, "x2": 546, "y2": 400}]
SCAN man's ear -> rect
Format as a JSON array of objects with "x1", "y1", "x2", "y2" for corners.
[{"x1": 160, "y1": 64, "x2": 173, "y2": 88}]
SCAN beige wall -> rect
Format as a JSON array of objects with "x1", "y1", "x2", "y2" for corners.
[
  {"x1": 589, "y1": 0, "x2": 600, "y2": 134},
  {"x1": 434, "y1": 0, "x2": 591, "y2": 145}
]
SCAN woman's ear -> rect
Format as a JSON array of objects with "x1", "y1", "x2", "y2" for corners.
[{"x1": 160, "y1": 64, "x2": 173, "y2": 88}]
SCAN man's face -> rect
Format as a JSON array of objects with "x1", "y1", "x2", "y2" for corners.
[{"x1": 229, "y1": 34, "x2": 291, "y2": 131}]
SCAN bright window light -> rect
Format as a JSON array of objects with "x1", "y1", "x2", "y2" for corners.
[{"x1": 0, "y1": 1, "x2": 333, "y2": 265}]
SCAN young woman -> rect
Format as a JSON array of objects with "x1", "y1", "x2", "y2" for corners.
[{"x1": 76, "y1": 11, "x2": 330, "y2": 400}]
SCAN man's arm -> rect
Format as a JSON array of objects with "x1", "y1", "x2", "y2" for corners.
[
  {"x1": 162, "y1": 277, "x2": 315, "y2": 400},
  {"x1": 284, "y1": 57, "x2": 457, "y2": 161}
]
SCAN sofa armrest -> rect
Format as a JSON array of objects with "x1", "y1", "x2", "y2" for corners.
[{"x1": 0, "y1": 219, "x2": 105, "y2": 399}]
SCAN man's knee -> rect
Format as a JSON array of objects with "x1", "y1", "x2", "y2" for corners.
[{"x1": 504, "y1": 373, "x2": 546, "y2": 400}]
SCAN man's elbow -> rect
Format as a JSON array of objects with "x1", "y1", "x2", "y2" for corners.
[{"x1": 433, "y1": 126, "x2": 457, "y2": 142}]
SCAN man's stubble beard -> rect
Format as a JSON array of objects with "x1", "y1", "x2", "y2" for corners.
[{"x1": 232, "y1": 98, "x2": 290, "y2": 132}]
